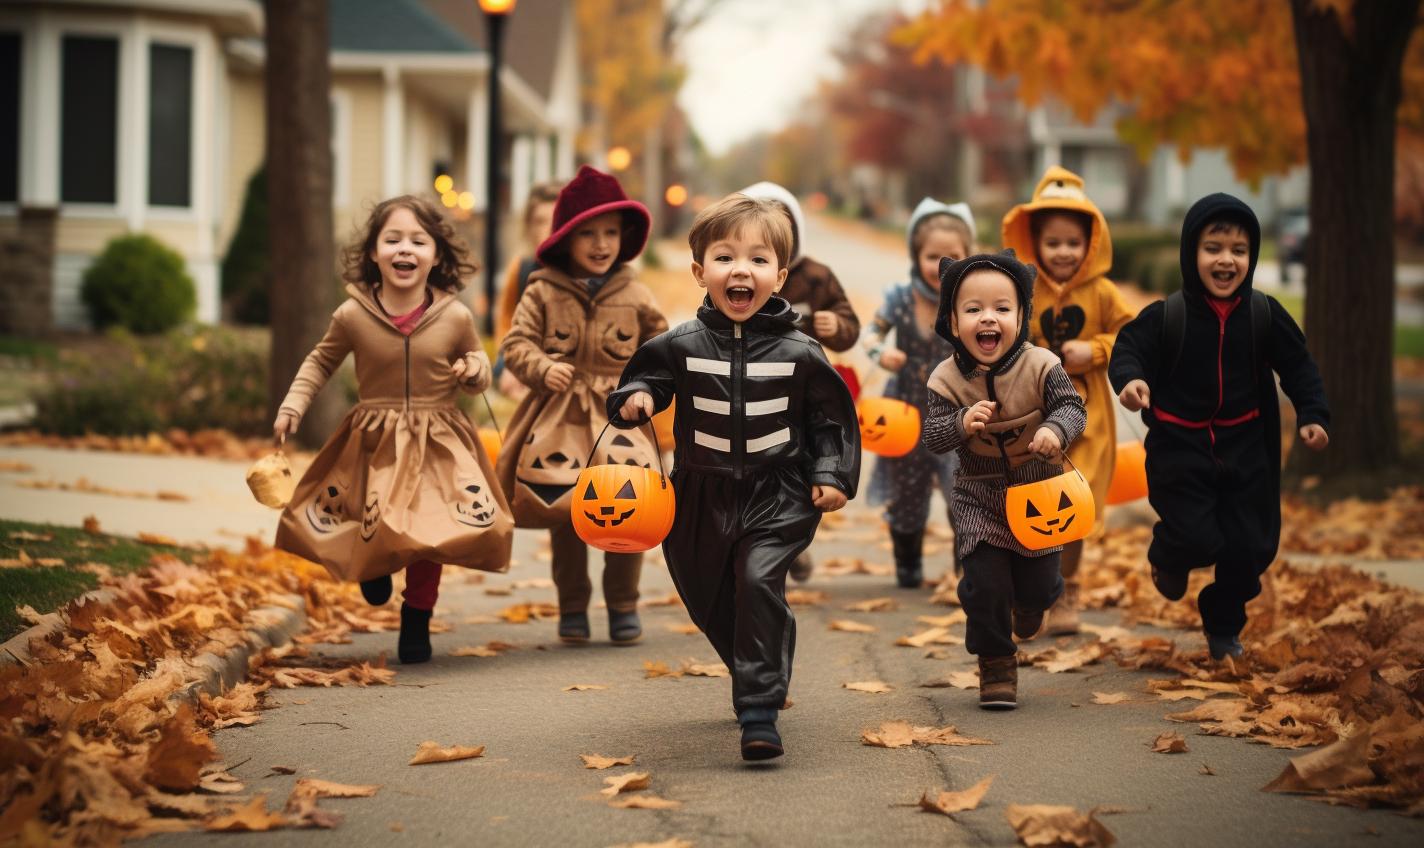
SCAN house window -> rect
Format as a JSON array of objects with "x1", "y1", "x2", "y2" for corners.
[
  {"x1": 60, "y1": 35, "x2": 119, "y2": 205},
  {"x1": 0, "y1": 33, "x2": 19, "y2": 203},
  {"x1": 148, "y1": 43, "x2": 193, "y2": 207}
]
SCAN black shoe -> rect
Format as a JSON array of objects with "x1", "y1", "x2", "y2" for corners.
[
  {"x1": 558, "y1": 611, "x2": 590, "y2": 644},
  {"x1": 1151, "y1": 565, "x2": 1189, "y2": 602},
  {"x1": 398, "y1": 603, "x2": 432, "y2": 664},
  {"x1": 891, "y1": 530, "x2": 924, "y2": 589},
  {"x1": 1207, "y1": 633, "x2": 1244, "y2": 661},
  {"x1": 608, "y1": 609, "x2": 642, "y2": 644},
  {"x1": 360, "y1": 575, "x2": 393, "y2": 606},
  {"x1": 789, "y1": 552, "x2": 814, "y2": 583},
  {"x1": 740, "y1": 722, "x2": 784, "y2": 761}
]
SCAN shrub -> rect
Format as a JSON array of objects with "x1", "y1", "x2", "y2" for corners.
[
  {"x1": 31, "y1": 327, "x2": 270, "y2": 437},
  {"x1": 222, "y1": 165, "x2": 271, "y2": 325},
  {"x1": 80, "y1": 234, "x2": 196, "y2": 334}
]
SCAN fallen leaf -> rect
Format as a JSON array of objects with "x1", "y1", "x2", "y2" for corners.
[
  {"x1": 786, "y1": 590, "x2": 831, "y2": 605},
  {"x1": 563, "y1": 684, "x2": 611, "y2": 691},
  {"x1": 828, "y1": 619, "x2": 877, "y2": 633},
  {"x1": 206, "y1": 795, "x2": 287, "y2": 831},
  {"x1": 680, "y1": 659, "x2": 729, "y2": 677},
  {"x1": 606, "y1": 839, "x2": 695, "y2": 848},
  {"x1": 483, "y1": 586, "x2": 513, "y2": 596},
  {"x1": 666, "y1": 622, "x2": 701, "y2": 634},
  {"x1": 1091, "y1": 692, "x2": 1134, "y2": 705},
  {"x1": 1262, "y1": 731, "x2": 1374, "y2": 793},
  {"x1": 917, "y1": 612, "x2": 967, "y2": 627},
  {"x1": 449, "y1": 646, "x2": 499, "y2": 657},
  {"x1": 198, "y1": 772, "x2": 245, "y2": 794},
  {"x1": 918, "y1": 776, "x2": 995, "y2": 817},
  {"x1": 288, "y1": 779, "x2": 381, "y2": 800},
  {"x1": 844, "y1": 597, "x2": 898, "y2": 612},
  {"x1": 83, "y1": 514, "x2": 102, "y2": 534},
  {"x1": 609, "y1": 795, "x2": 682, "y2": 809},
  {"x1": 138, "y1": 531, "x2": 179, "y2": 546},
  {"x1": 862, "y1": 721, "x2": 917, "y2": 748},
  {"x1": 407, "y1": 742, "x2": 485, "y2": 765},
  {"x1": 843, "y1": 681, "x2": 892, "y2": 693},
  {"x1": 1005, "y1": 804, "x2": 1116, "y2": 848},
  {"x1": 644, "y1": 662, "x2": 683, "y2": 678},
  {"x1": 581, "y1": 754, "x2": 635, "y2": 769},
  {"x1": 921, "y1": 671, "x2": 979, "y2": 690},
  {"x1": 1151, "y1": 732, "x2": 1189, "y2": 754},
  {"x1": 896, "y1": 626, "x2": 963, "y2": 647},
  {"x1": 0, "y1": 460, "x2": 34, "y2": 471},
  {"x1": 640, "y1": 592, "x2": 683, "y2": 608},
  {"x1": 34, "y1": 557, "x2": 65, "y2": 567},
  {"x1": 601, "y1": 772, "x2": 651, "y2": 796},
  {"x1": 271, "y1": 765, "x2": 297, "y2": 775},
  {"x1": 1200, "y1": 764, "x2": 1216, "y2": 776}
]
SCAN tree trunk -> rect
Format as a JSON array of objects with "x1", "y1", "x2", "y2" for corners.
[
  {"x1": 1287, "y1": 0, "x2": 1420, "y2": 491},
  {"x1": 264, "y1": 0, "x2": 343, "y2": 447}
]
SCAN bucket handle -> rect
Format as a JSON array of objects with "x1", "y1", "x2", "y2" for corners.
[{"x1": 585, "y1": 414, "x2": 667, "y2": 490}]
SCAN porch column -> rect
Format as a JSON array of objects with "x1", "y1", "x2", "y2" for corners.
[
  {"x1": 382, "y1": 64, "x2": 403, "y2": 198},
  {"x1": 532, "y1": 135, "x2": 552, "y2": 185},
  {"x1": 466, "y1": 81, "x2": 488, "y2": 211},
  {"x1": 510, "y1": 134, "x2": 532, "y2": 211}
]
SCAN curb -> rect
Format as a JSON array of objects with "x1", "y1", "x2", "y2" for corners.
[{"x1": 2, "y1": 590, "x2": 309, "y2": 706}]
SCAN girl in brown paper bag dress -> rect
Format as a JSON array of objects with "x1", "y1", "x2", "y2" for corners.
[
  {"x1": 274, "y1": 196, "x2": 514, "y2": 664},
  {"x1": 498, "y1": 166, "x2": 668, "y2": 646}
]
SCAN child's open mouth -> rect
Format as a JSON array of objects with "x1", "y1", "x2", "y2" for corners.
[
  {"x1": 726, "y1": 286, "x2": 754, "y2": 309},
  {"x1": 392, "y1": 261, "x2": 417, "y2": 275},
  {"x1": 1211, "y1": 270, "x2": 1237, "y2": 283},
  {"x1": 976, "y1": 331, "x2": 1000, "y2": 352}
]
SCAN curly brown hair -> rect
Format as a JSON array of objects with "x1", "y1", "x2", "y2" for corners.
[{"x1": 341, "y1": 195, "x2": 479, "y2": 292}]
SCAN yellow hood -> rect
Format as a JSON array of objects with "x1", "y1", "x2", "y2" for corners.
[{"x1": 1001, "y1": 166, "x2": 1113, "y2": 296}]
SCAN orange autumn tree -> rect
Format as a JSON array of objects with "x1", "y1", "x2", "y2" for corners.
[{"x1": 903, "y1": 0, "x2": 1424, "y2": 492}]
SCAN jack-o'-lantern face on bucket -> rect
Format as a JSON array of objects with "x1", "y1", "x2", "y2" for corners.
[
  {"x1": 305, "y1": 482, "x2": 347, "y2": 534},
  {"x1": 570, "y1": 464, "x2": 676, "y2": 552},
  {"x1": 451, "y1": 477, "x2": 498, "y2": 527},
  {"x1": 579, "y1": 478, "x2": 638, "y2": 527},
  {"x1": 856, "y1": 398, "x2": 921, "y2": 457},
  {"x1": 1005, "y1": 468, "x2": 1094, "y2": 551}
]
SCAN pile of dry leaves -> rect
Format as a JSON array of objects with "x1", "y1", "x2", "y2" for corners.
[
  {"x1": 0, "y1": 428, "x2": 279, "y2": 462},
  {"x1": 0, "y1": 540, "x2": 401, "y2": 845}
]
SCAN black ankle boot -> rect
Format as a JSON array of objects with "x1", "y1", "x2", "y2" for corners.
[
  {"x1": 608, "y1": 609, "x2": 642, "y2": 644},
  {"x1": 360, "y1": 575, "x2": 392, "y2": 606},
  {"x1": 558, "y1": 611, "x2": 590, "y2": 644},
  {"x1": 891, "y1": 530, "x2": 924, "y2": 589},
  {"x1": 740, "y1": 722, "x2": 784, "y2": 760},
  {"x1": 398, "y1": 603, "x2": 432, "y2": 664}
]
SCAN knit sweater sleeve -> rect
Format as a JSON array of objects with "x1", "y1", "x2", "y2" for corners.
[
  {"x1": 278, "y1": 309, "x2": 353, "y2": 419},
  {"x1": 922, "y1": 387, "x2": 971, "y2": 455},
  {"x1": 1039, "y1": 364, "x2": 1088, "y2": 449}
]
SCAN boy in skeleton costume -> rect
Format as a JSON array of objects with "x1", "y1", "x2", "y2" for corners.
[
  {"x1": 923, "y1": 249, "x2": 1086, "y2": 710},
  {"x1": 499, "y1": 166, "x2": 669, "y2": 645},
  {"x1": 609, "y1": 195, "x2": 860, "y2": 761}
]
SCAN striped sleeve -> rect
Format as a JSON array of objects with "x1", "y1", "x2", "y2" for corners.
[
  {"x1": 922, "y1": 389, "x2": 969, "y2": 455},
  {"x1": 1039, "y1": 364, "x2": 1087, "y2": 448}
]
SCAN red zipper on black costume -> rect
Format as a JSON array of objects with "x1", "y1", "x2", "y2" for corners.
[{"x1": 1154, "y1": 297, "x2": 1259, "y2": 468}]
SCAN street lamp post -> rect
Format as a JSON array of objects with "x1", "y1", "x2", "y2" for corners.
[{"x1": 479, "y1": 0, "x2": 516, "y2": 334}]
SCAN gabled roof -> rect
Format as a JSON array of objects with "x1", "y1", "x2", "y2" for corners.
[
  {"x1": 330, "y1": 0, "x2": 478, "y2": 53},
  {"x1": 418, "y1": 0, "x2": 570, "y2": 100}
]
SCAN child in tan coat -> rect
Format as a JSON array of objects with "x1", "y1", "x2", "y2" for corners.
[
  {"x1": 498, "y1": 166, "x2": 669, "y2": 644},
  {"x1": 275, "y1": 196, "x2": 514, "y2": 664}
]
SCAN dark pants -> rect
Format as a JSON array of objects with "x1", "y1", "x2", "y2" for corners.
[
  {"x1": 1145, "y1": 421, "x2": 1278, "y2": 637},
  {"x1": 550, "y1": 523, "x2": 642, "y2": 614},
  {"x1": 959, "y1": 542, "x2": 1063, "y2": 657},
  {"x1": 663, "y1": 466, "x2": 820, "y2": 723}
]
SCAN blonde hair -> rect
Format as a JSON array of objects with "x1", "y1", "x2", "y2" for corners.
[{"x1": 688, "y1": 194, "x2": 794, "y2": 270}]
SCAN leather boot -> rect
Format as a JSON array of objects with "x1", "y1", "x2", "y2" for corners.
[
  {"x1": 891, "y1": 530, "x2": 924, "y2": 589},
  {"x1": 978, "y1": 655, "x2": 1018, "y2": 709},
  {"x1": 359, "y1": 575, "x2": 392, "y2": 606},
  {"x1": 608, "y1": 609, "x2": 642, "y2": 644},
  {"x1": 1043, "y1": 582, "x2": 1081, "y2": 636},
  {"x1": 398, "y1": 603, "x2": 432, "y2": 664}
]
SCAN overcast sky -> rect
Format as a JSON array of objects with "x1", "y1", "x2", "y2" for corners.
[{"x1": 676, "y1": 0, "x2": 933, "y2": 155}]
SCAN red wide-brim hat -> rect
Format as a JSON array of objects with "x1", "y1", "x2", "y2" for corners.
[{"x1": 536, "y1": 165, "x2": 651, "y2": 268}]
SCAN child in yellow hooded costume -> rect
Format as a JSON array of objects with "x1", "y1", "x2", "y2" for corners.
[{"x1": 1001, "y1": 167, "x2": 1136, "y2": 635}]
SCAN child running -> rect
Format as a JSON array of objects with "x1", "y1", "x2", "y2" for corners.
[
  {"x1": 494, "y1": 180, "x2": 563, "y2": 402},
  {"x1": 498, "y1": 166, "x2": 668, "y2": 646},
  {"x1": 274, "y1": 195, "x2": 514, "y2": 664},
  {"x1": 608, "y1": 194, "x2": 860, "y2": 760},
  {"x1": 923, "y1": 249, "x2": 1086, "y2": 709},
  {"x1": 1001, "y1": 167, "x2": 1136, "y2": 635},
  {"x1": 1109, "y1": 194, "x2": 1329, "y2": 660},
  {"x1": 863, "y1": 198, "x2": 975, "y2": 587}
]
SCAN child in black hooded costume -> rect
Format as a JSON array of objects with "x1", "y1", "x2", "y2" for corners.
[
  {"x1": 609, "y1": 194, "x2": 860, "y2": 761},
  {"x1": 923, "y1": 249, "x2": 1086, "y2": 710},
  {"x1": 1109, "y1": 194, "x2": 1330, "y2": 660}
]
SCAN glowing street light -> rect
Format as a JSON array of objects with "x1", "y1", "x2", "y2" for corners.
[
  {"x1": 441, "y1": 190, "x2": 458, "y2": 207},
  {"x1": 665, "y1": 184, "x2": 688, "y2": 207},
  {"x1": 606, "y1": 146, "x2": 632, "y2": 171},
  {"x1": 434, "y1": 174, "x2": 454, "y2": 194},
  {"x1": 458, "y1": 191, "x2": 476, "y2": 210}
]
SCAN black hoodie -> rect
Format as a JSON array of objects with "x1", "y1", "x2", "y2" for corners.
[
  {"x1": 608, "y1": 296, "x2": 860, "y2": 496},
  {"x1": 1108, "y1": 194, "x2": 1329, "y2": 476}
]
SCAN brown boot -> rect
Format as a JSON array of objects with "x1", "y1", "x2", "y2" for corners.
[
  {"x1": 978, "y1": 655, "x2": 1018, "y2": 709},
  {"x1": 1011, "y1": 607, "x2": 1044, "y2": 640},
  {"x1": 1043, "y1": 583, "x2": 1081, "y2": 637}
]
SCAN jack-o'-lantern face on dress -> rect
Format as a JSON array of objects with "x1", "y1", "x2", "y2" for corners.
[
  {"x1": 451, "y1": 477, "x2": 498, "y2": 527},
  {"x1": 305, "y1": 482, "x2": 348, "y2": 534},
  {"x1": 360, "y1": 490, "x2": 381, "y2": 541},
  {"x1": 515, "y1": 425, "x2": 590, "y2": 507}
]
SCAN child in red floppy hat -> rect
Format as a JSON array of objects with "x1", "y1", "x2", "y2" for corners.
[{"x1": 497, "y1": 166, "x2": 669, "y2": 645}]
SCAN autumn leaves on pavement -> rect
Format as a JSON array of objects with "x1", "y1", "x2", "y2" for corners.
[{"x1": 2, "y1": 487, "x2": 1424, "y2": 846}]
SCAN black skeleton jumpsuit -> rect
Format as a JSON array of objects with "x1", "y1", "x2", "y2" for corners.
[
  {"x1": 609, "y1": 297, "x2": 861, "y2": 723},
  {"x1": 1109, "y1": 194, "x2": 1330, "y2": 638}
]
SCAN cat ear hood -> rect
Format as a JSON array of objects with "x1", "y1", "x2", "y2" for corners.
[{"x1": 934, "y1": 248, "x2": 1037, "y2": 374}]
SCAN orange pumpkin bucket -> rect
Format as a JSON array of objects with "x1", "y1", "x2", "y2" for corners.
[
  {"x1": 1106, "y1": 440, "x2": 1149, "y2": 505},
  {"x1": 1005, "y1": 455, "x2": 1095, "y2": 551},
  {"x1": 857, "y1": 397, "x2": 921, "y2": 457},
  {"x1": 571, "y1": 421, "x2": 675, "y2": 553}
]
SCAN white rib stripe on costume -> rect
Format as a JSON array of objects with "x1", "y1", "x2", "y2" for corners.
[
  {"x1": 693, "y1": 396, "x2": 731, "y2": 414},
  {"x1": 746, "y1": 428, "x2": 791, "y2": 453},
  {"x1": 687, "y1": 357, "x2": 731, "y2": 375},
  {"x1": 744, "y1": 398, "x2": 789, "y2": 415},
  {"x1": 694, "y1": 430, "x2": 732, "y2": 451},
  {"x1": 746, "y1": 362, "x2": 795, "y2": 377}
]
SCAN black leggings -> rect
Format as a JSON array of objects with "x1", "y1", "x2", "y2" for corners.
[{"x1": 959, "y1": 542, "x2": 1064, "y2": 657}]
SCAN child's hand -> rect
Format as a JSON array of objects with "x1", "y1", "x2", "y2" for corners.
[
  {"x1": 451, "y1": 352, "x2": 490, "y2": 392},
  {"x1": 1299, "y1": 424, "x2": 1329, "y2": 451},
  {"x1": 545, "y1": 362, "x2": 576, "y2": 392},
  {"x1": 498, "y1": 370, "x2": 529, "y2": 402},
  {"x1": 1029, "y1": 426, "x2": 1063, "y2": 461},
  {"x1": 1060, "y1": 340, "x2": 1094, "y2": 371},
  {"x1": 1119, "y1": 380, "x2": 1151, "y2": 411},
  {"x1": 879, "y1": 348, "x2": 907, "y2": 371},
  {"x1": 273, "y1": 411, "x2": 299, "y2": 442},
  {"x1": 962, "y1": 400, "x2": 996, "y2": 434},
  {"x1": 812, "y1": 311, "x2": 840, "y2": 339},
  {"x1": 619, "y1": 391, "x2": 654, "y2": 424},
  {"x1": 812, "y1": 485, "x2": 847, "y2": 512}
]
